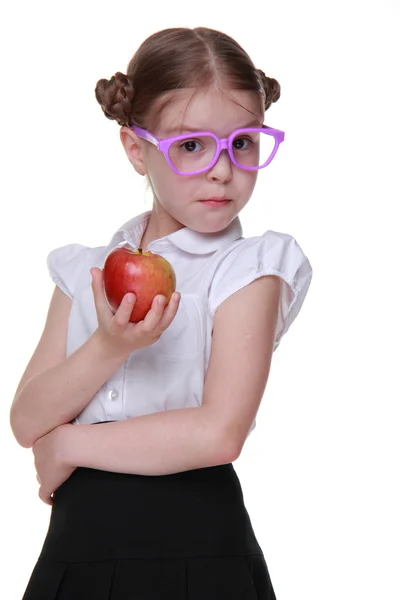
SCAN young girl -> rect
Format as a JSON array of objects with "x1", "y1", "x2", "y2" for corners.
[{"x1": 12, "y1": 26, "x2": 313, "y2": 600}]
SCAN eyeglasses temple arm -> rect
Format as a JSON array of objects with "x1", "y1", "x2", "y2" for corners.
[{"x1": 131, "y1": 125, "x2": 159, "y2": 148}]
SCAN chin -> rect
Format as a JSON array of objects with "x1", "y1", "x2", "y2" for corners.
[{"x1": 200, "y1": 214, "x2": 237, "y2": 233}]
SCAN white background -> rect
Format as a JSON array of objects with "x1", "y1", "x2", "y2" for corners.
[{"x1": 1, "y1": 1, "x2": 399, "y2": 598}]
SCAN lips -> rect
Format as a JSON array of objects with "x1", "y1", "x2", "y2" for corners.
[{"x1": 201, "y1": 197, "x2": 229, "y2": 202}]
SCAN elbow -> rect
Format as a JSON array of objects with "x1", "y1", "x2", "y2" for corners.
[
  {"x1": 221, "y1": 421, "x2": 245, "y2": 463},
  {"x1": 227, "y1": 440, "x2": 242, "y2": 462},
  {"x1": 10, "y1": 425, "x2": 34, "y2": 449},
  {"x1": 215, "y1": 430, "x2": 241, "y2": 465},
  {"x1": 9, "y1": 408, "x2": 34, "y2": 449},
  {"x1": 204, "y1": 413, "x2": 241, "y2": 466}
]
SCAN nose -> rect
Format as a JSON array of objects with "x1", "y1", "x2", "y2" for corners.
[{"x1": 206, "y1": 148, "x2": 233, "y2": 183}]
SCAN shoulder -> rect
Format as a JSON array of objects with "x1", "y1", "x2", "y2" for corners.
[
  {"x1": 209, "y1": 229, "x2": 313, "y2": 310},
  {"x1": 216, "y1": 228, "x2": 311, "y2": 269}
]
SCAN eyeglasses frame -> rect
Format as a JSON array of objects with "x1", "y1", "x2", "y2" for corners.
[{"x1": 130, "y1": 124, "x2": 285, "y2": 176}]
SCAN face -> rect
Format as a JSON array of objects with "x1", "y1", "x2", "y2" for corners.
[{"x1": 120, "y1": 87, "x2": 264, "y2": 236}]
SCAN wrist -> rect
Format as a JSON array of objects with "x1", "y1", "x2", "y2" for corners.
[
  {"x1": 91, "y1": 328, "x2": 131, "y2": 363},
  {"x1": 57, "y1": 423, "x2": 81, "y2": 468},
  {"x1": 58, "y1": 422, "x2": 95, "y2": 469}
]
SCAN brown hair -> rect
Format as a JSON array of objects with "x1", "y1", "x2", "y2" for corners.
[{"x1": 95, "y1": 27, "x2": 280, "y2": 129}]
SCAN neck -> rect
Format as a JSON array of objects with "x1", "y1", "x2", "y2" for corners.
[{"x1": 139, "y1": 202, "x2": 185, "y2": 251}]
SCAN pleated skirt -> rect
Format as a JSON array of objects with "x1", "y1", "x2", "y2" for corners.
[{"x1": 22, "y1": 422, "x2": 276, "y2": 600}]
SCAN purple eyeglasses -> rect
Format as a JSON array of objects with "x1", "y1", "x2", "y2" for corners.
[{"x1": 130, "y1": 124, "x2": 285, "y2": 176}]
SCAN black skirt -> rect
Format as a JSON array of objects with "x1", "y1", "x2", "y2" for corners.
[{"x1": 22, "y1": 421, "x2": 276, "y2": 599}]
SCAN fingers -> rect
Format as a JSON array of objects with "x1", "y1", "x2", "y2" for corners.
[
  {"x1": 141, "y1": 292, "x2": 181, "y2": 331},
  {"x1": 91, "y1": 268, "x2": 113, "y2": 321},
  {"x1": 138, "y1": 294, "x2": 167, "y2": 331},
  {"x1": 91, "y1": 263, "x2": 181, "y2": 337},
  {"x1": 114, "y1": 292, "x2": 136, "y2": 327},
  {"x1": 38, "y1": 487, "x2": 54, "y2": 506},
  {"x1": 158, "y1": 292, "x2": 181, "y2": 329},
  {"x1": 92, "y1": 267, "x2": 137, "y2": 326}
]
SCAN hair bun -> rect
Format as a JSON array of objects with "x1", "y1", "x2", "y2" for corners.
[
  {"x1": 257, "y1": 69, "x2": 281, "y2": 111},
  {"x1": 94, "y1": 71, "x2": 135, "y2": 126}
]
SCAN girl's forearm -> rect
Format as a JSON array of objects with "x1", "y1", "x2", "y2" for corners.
[
  {"x1": 63, "y1": 407, "x2": 236, "y2": 476},
  {"x1": 10, "y1": 331, "x2": 129, "y2": 449}
]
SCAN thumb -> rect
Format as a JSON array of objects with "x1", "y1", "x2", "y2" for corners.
[
  {"x1": 90, "y1": 267, "x2": 106, "y2": 295},
  {"x1": 90, "y1": 267, "x2": 101, "y2": 284},
  {"x1": 90, "y1": 267, "x2": 110, "y2": 316}
]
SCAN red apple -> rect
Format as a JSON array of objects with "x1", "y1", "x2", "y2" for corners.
[{"x1": 102, "y1": 246, "x2": 176, "y2": 323}]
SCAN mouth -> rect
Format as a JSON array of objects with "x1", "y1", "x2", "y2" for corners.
[{"x1": 200, "y1": 197, "x2": 231, "y2": 202}]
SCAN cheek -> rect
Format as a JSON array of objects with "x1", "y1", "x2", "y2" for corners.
[
  {"x1": 147, "y1": 153, "x2": 171, "y2": 187},
  {"x1": 237, "y1": 170, "x2": 258, "y2": 197},
  {"x1": 147, "y1": 157, "x2": 187, "y2": 199}
]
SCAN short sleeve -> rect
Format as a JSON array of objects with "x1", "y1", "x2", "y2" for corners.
[
  {"x1": 47, "y1": 243, "x2": 92, "y2": 299},
  {"x1": 208, "y1": 231, "x2": 313, "y2": 350}
]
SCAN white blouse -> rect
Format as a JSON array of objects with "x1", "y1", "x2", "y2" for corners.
[{"x1": 47, "y1": 210, "x2": 313, "y2": 438}]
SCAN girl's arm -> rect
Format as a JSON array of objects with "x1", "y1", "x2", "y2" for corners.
[
  {"x1": 11, "y1": 273, "x2": 179, "y2": 449},
  {"x1": 60, "y1": 275, "x2": 281, "y2": 476},
  {"x1": 10, "y1": 287, "x2": 130, "y2": 448},
  {"x1": 61, "y1": 405, "x2": 234, "y2": 476}
]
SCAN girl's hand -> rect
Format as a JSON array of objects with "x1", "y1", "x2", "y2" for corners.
[
  {"x1": 90, "y1": 267, "x2": 181, "y2": 357},
  {"x1": 32, "y1": 424, "x2": 76, "y2": 506}
]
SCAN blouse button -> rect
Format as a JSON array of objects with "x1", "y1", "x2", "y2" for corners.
[{"x1": 108, "y1": 389, "x2": 119, "y2": 401}]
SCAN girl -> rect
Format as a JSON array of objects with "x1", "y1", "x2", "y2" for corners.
[{"x1": 12, "y1": 26, "x2": 313, "y2": 600}]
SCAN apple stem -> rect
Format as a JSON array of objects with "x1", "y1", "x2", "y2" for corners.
[{"x1": 138, "y1": 248, "x2": 142, "y2": 254}]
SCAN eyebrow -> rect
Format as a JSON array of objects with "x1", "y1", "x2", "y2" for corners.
[{"x1": 162, "y1": 119, "x2": 263, "y2": 136}]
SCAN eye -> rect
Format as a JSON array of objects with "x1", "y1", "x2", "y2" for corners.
[
  {"x1": 232, "y1": 137, "x2": 252, "y2": 150},
  {"x1": 180, "y1": 139, "x2": 202, "y2": 153}
]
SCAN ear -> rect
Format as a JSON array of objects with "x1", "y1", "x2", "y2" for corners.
[{"x1": 120, "y1": 126, "x2": 147, "y2": 176}]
